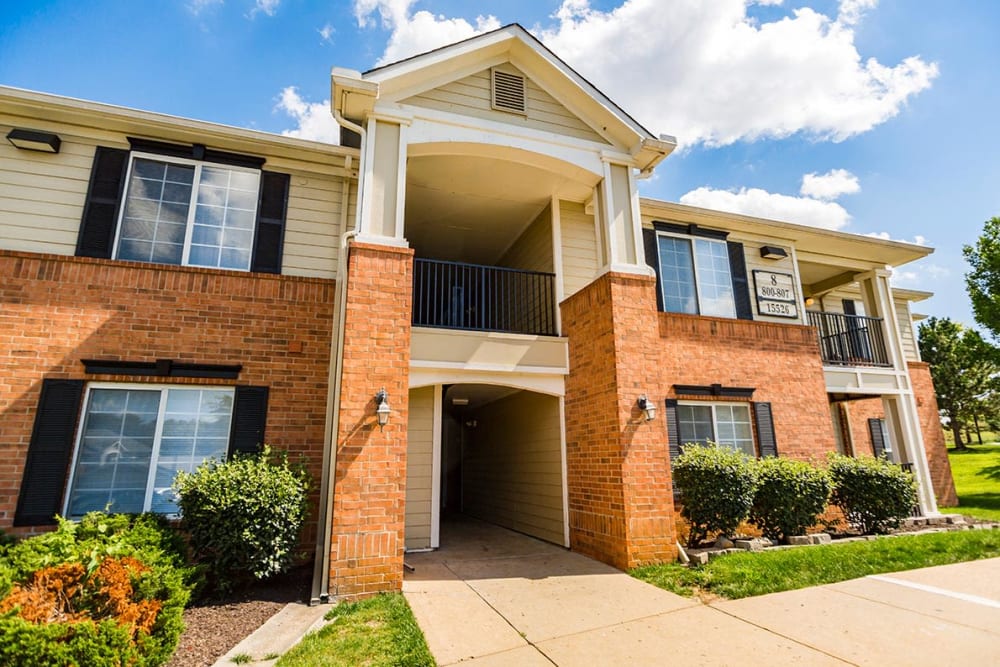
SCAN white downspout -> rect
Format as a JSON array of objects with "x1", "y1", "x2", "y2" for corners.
[{"x1": 311, "y1": 105, "x2": 367, "y2": 603}]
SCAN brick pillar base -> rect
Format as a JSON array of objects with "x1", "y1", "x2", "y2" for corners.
[
  {"x1": 328, "y1": 242, "x2": 413, "y2": 598},
  {"x1": 909, "y1": 361, "x2": 958, "y2": 507},
  {"x1": 562, "y1": 272, "x2": 677, "y2": 570}
]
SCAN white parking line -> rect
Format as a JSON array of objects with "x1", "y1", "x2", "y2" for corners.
[{"x1": 868, "y1": 575, "x2": 1000, "y2": 609}]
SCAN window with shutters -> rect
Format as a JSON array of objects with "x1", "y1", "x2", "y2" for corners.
[
  {"x1": 115, "y1": 153, "x2": 260, "y2": 271},
  {"x1": 64, "y1": 384, "x2": 234, "y2": 517},
  {"x1": 655, "y1": 232, "x2": 737, "y2": 318},
  {"x1": 678, "y1": 402, "x2": 755, "y2": 456}
]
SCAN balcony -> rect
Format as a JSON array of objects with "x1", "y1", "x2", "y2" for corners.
[
  {"x1": 807, "y1": 310, "x2": 891, "y2": 368},
  {"x1": 412, "y1": 258, "x2": 558, "y2": 336}
]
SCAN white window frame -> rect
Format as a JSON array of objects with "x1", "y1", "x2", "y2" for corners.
[
  {"x1": 112, "y1": 152, "x2": 260, "y2": 271},
  {"x1": 678, "y1": 401, "x2": 756, "y2": 457},
  {"x1": 63, "y1": 382, "x2": 235, "y2": 518},
  {"x1": 655, "y1": 230, "x2": 736, "y2": 318}
]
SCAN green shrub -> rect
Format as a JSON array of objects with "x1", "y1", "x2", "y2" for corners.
[
  {"x1": 672, "y1": 443, "x2": 757, "y2": 547},
  {"x1": 749, "y1": 457, "x2": 831, "y2": 541},
  {"x1": 829, "y1": 454, "x2": 918, "y2": 534},
  {"x1": 173, "y1": 446, "x2": 310, "y2": 593},
  {"x1": 0, "y1": 513, "x2": 192, "y2": 667}
]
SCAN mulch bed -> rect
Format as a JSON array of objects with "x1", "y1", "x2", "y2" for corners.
[{"x1": 167, "y1": 565, "x2": 313, "y2": 667}]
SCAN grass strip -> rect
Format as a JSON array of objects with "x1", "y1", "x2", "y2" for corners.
[
  {"x1": 276, "y1": 593, "x2": 435, "y2": 667},
  {"x1": 942, "y1": 443, "x2": 1000, "y2": 520},
  {"x1": 632, "y1": 529, "x2": 1000, "y2": 600}
]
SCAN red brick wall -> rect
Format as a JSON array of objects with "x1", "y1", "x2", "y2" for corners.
[
  {"x1": 658, "y1": 313, "x2": 837, "y2": 462},
  {"x1": 909, "y1": 362, "x2": 958, "y2": 507},
  {"x1": 842, "y1": 398, "x2": 882, "y2": 457},
  {"x1": 328, "y1": 242, "x2": 413, "y2": 598},
  {"x1": 563, "y1": 272, "x2": 676, "y2": 571},
  {"x1": 0, "y1": 250, "x2": 336, "y2": 541}
]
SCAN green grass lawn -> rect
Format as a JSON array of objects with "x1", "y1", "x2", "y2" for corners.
[
  {"x1": 276, "y1": 593, "x2": 435, "y2": 667},
  {"x1": 632, "y1": 529, "x2": 1000, "y2": 600},
  {"x1": 942, "y1": 442, "x2": 1000, "y2": 521}
]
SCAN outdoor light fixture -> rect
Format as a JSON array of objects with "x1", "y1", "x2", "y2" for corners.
[
  {"x1": 638, "y1": 395, "x2": 656, "y2": 422},
  {"x1": 804, "y1": 296, "x2": 816, "y2": 307},
  {"x1": 759, "y1": 245, "x2": 788, "y2": 260},
  {"x1": 6, "y1": 128, "x2": 61, "y2": 153},
  {"x1": 375, "y1": 388, "x2": 391, "y2": 429}
]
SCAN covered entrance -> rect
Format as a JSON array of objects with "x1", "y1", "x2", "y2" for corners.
[{"x1": 405, "y1": 383, "x2": 568, "y2": 552}]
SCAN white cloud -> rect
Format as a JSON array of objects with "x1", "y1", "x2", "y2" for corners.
[
  {"x1": 680, "y1": 185, "x2": 852, "y2": 230},
  {"x1": 250, "y1": 0, "x2": 280, "y2": 17},
  {"x1": 275, "y1": 87, "x2": 340, "y2": 144},
  {"x1": 891, "y1": 262, "x2": 949, "y2": 288},
  {"x1": 319, "y1": 23, "x2": 335, "y2": 43},
  {"x1": 353, "y1": 0, "x2": 501, "y2": 66},
  {"x1": 187, "y1": 0, "x2": 223, "y2": 15},
  {"x1": 352, "y1": 1, "x2": 938, "y2": 149},
  {"x1": 800, "y1": 169, "x2": 860, "y2": 200}
]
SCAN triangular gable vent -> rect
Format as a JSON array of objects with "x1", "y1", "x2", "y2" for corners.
[{"x1": 491, "y1": 68, "x2": 526, "y2": 114}]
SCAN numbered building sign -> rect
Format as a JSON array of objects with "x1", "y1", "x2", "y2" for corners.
[{"x1": 753, "y1": 270, "x2": 798, "y2": 319}]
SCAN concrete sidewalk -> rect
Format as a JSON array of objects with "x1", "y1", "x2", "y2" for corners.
[{"x1": 403, "y1": 519, "x2": 1000, "y2": 666}]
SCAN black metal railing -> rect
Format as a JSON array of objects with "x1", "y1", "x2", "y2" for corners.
[
  {"x1": 412, "y1": 258, "x2": 557, "y2": 336},
  {"x1": 806, "y1": 310, "x2": 892, "y2": 367}
]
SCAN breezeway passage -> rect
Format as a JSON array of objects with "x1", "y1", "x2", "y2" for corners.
[{"x1": 403, "y1": 519, "x2": 1000, "y2": 666}]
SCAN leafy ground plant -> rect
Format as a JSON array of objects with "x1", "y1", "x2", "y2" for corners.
[
  {"x1": 942, "y1": 443, "x2": 1000, "y2": 520},
  {"x1": 829, "y1": 454, "x2": 916, "y2": 534},
  {"x1": 632, "y1": 529, "x2": 1000, "y2": 599},
  {"x1": 173, "y1": 446, "x2": 309, "y2": 594},
  {"x1": 749, "y1": 457, "x2": 831, "y2": 541},
  {"x1": 672, "y1": 444, "x2": 757, "y2": 546},
  {"x1": 276, "y1": 593, "x2": 435, "y2": 667}
]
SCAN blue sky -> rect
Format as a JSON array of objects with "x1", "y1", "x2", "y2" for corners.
[{"x1": 2, "y1": 0, "x2": 998, "y2": 329}]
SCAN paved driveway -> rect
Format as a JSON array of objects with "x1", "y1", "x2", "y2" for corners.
[{"x1": 403, "y1": 518, "x2": 1000, "y2": 666}]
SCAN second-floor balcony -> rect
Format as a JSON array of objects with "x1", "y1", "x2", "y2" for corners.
[
  {"x1": 807, "y1": 310, "x2": 892, "y2": 368},
  {"x1": 412, "y1": 258, "x2": 558, "y2": 336}
]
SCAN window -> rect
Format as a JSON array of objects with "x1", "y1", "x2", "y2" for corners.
[
  {"x1": 678, "y1": 402, "x2": 755, "y2": 456},
  {"x1": 65, "y1": 385, "x2": 234, "y2": 517},
  {"x1": 656, "y1": 233, "x2": 736, "y2": 318},
  {"x1": 115, "y1": 154, "x2": 260, "y2": 271}
]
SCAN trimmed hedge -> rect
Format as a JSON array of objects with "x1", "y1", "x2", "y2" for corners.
[
  {"x1": 829, "y1": 454, "x2": 917, "y2": 534},
  {"x1": 173, "y1": 446, "x2": 310, "y2": 593},
  {"x1": 749, "y1": 457, "x2": 831, "y2": 542},
  {"x1": 672, "y1": 444, "x2": 757, "y2": 547},
  {"x1": 0, "y1": 513, "x2": 192, "y2": 667}
]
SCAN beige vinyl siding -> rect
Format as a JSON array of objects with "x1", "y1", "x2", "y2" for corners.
[
  {"x1": 500, "y1": 204, "x2": 553, "y2": 272},
  {"x1": 402, "y1": 64, "x2": 609, "y2": 144},
  {"x1": 462, "y1": 391, "x2": 564, "y2": 546},
  {"x1": 0, "y1": 112, "x2": 347, "y2": 279},
  {"x1": 405, "y1": 386, "x2": 435, "y2": 550},
  {"x1": 895, "y1": 299, "x2": 920, "y2": 362},
  {"x1": 559, "y1": 200, "x2": 599, "y2": 299}
]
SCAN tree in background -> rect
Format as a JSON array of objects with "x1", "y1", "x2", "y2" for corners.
[
  {"x1": 917, "y1": 317, "x2": 998, "y2": 450},
  {"x1": 964, "y1": 216, "x2": 1000, "y2": 340}
]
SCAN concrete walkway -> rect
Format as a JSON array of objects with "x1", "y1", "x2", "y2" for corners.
[{"x1": 403, "y1": 518, "x2": 1000, "y2": 666}]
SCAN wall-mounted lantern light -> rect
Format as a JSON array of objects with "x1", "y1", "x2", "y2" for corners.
[
  {"x1": 638, "y1": 395, "x2": 656, "y2": 422},
  {"x1": 6, "y1": 128, "x2": 61, "y2": 153},
  {"x1": 375, "y1": 388, "x2": 391, "y2": 429},
  {"x1": 759, "y1": 245, "x2": 788, "y2": 260}
]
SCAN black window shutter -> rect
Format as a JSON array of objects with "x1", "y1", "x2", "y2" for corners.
[
  {"x1": 868, "y1": 418, "x2": 886, "y2": 458},
  {"x1": 228, "y1": 386, "x2": 269, "y2": 457},
  {"x1": 14, "y1": 380, "x2": 85, "y2": 526},
  {"x1": 642, "y1": 228, "x2": 664, "y2": 311},
  {"x1": 665, "y1": 399, "x2": 681, "y2": 461},
  {"x1": 727, "y1": 241, "x2": 753, "y2": 320},
  {"x1": 76, "y1": 147, "x2": 129, "y2": 258},
  {"x1": 251, "y1": 171, "x2": 290, "y2": 274},
  {"x1": 753, "y1": 401, "x2": 778, "y2": 458}
]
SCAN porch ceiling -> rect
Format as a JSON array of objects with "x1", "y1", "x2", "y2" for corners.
[{"x1": 405, "y1": 154, "x2": 594, "y2": 265}]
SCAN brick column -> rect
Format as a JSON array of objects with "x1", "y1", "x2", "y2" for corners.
[
  {"x1": 562, "y1": 272, "x2": 677, "y2": 570},
  {"x1": 909, "y1": 361, "x2": 958, "y2": 507},
  {"x1": 328, "y1": 241, "x2": 413, "y2": 598}
]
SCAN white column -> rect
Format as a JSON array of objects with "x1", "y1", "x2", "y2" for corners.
[{"x1": 356, "y1": 114, "x2": 411, "y2": 247}]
